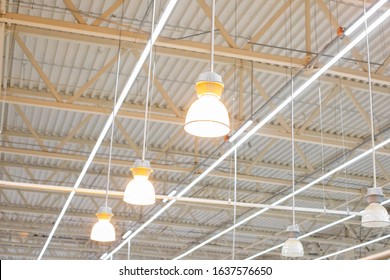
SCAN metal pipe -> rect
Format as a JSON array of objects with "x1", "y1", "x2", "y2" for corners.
[
  {"x1": 0, "y1": 179, "x2": 361, "y2": 216},
  {"x1": 360, "y1": 249, "x2": 390, "y2": 260}
]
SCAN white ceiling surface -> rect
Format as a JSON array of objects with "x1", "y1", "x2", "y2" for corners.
[{"x1": 0, "y1": 0, "x2": 390, "y2": 260}]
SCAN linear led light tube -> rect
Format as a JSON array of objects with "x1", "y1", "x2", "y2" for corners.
[
  {"x1": 100, "y1": 253, "x2": 108, "y2": 260},
  {"x1": 102, "y1": 8, "x2": 390, "y2": 261},
  {"x1": 37, "y1": 0, "x2": 178, "y2": 260},
  {"x1": 344, "y1": 0, "x2": 388, "y2": 36},
  {"x1": 229, "y1": 120, "x2": 253, "y2": 142},
  {"x1": 247, "y1": 196, "x2": 390, "y2": 259},
  {"x1": 174, "y1": 137, "x2": 389, "y2": 260},
  {"x1": 122, "y1": 230, "x2": 132, "y2": 240},
  {"x1": 315, "y1": 234, "x2": 390, "y2": 260},
  {"x1": 163, "y1": 190, "x2": 177, "y2": 203}
]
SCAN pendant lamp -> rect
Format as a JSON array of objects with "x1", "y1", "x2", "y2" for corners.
[
  {"x1": 361, "y1": 3, "x2": 389, "y2": 228},
  {"x1": 185, "y1": 72, "x2": 230, "y2": 137},
  {"x1": 281, "y1": 76, "x2": 304, "y2": 258},
  {"x1": 281, "y1": 225, "x2": 304, "y2": 258},
  {"x1": 362, "y1": 187, "x2": 389, "y2": 228},
  {"x1": 91, "y1": 206, "x2": 116, "y2": 242},
  {"x1": 124, "y1": 159, "x2": 155, "y2": 205},
  {"x1": 123, "y1": 1, "x2": 156, "y2": 206},
  {"x1": 184, "y1": 0, "x2": 230, "y2": 138}
]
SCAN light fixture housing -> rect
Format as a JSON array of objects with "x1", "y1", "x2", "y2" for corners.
[
  {"x1": 91, "y1": 206, "x2": 116, "y2": 242},
  {"x1": 184, "y1": 72, "x2": 230, "y2": 138},
  {"x1": 362, "y1": 187, "x2": 390, "y2": 228},
  {"x1": 281, "y1": 225, "x2": 304, "y2": 258},
  {"x1": 123, "y1": 159, "x2": 156, "y2": 205}
]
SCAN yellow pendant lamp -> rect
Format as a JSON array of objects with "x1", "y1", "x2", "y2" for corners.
[
  {"x1": 91, "y1": 206, "x2": 116, "y2": 242},
  {"x1": 123, "y1": 159, "x2": 155, "y2": 206},
  {"x1": 185, "y1": 72, "x2": 230, "y2": 137},
  {"x1": 123, "y1": 2, "x2": 156, "y2": 206},
  {"x1": 360, "y1": 3, "x2": 389, "y2": 228},
  {"x1": 184, "y1": 0, "x2": 230, "y2": 138}
]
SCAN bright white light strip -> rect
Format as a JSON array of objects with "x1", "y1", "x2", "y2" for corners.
[
  {"x1": 246, "y1": 195, "x2": 390, "y2": 259},
  {"x1": 344, "y1": 0, "x2": 388, "y2": 36},
  {"x1": 122, "y1": 230, "x2": 132, "y2": 240},
  {"x1": 163, "y1": 190, "x2": 177, "y2": 203},
  {"x1": 229, "y1": 120, "x2": 253, "y2": 142},
  {"x1": 175, "y1": 138, "x2": 390, "y2": 260},
  {"x1": 102, "y1": 9, "x2": 390, "y2": 260},
  {"x1": 100, "y1": 253, "x2": 108, "y2": 260},
  {"x1": 37, "y1": 0, "x2": 178, "y2": 260},
  {"x1": 316, "y1": 234, "x2": 390, "y2": 260}
]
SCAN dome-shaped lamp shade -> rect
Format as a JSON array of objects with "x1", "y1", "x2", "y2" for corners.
[
  {"x1": 281, "y1": 238, "x2": 304, "y2": 258},
  {"x1": 184, "y1": 94, "x2": 230, "y2": 138},
  {"x1": 124, "y1": 176, "x2": 156, "y2": 205},
  {"x1": 362, "y1": 203, "x2": 390, "y2": 228},
  {"x1": 90, "y1": 207, "x2": 115, "y2": 242}
]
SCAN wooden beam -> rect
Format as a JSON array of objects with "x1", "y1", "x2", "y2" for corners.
[
  {"x1": 315, "y1": 0, "x2": 368, "y2": 71},
  {"x1": 13, "y1": 104, "x2": 47, "y2": 151},
  {"x1": 4, "y1": 94, "x2": 389, "y2": 156},
  {"x1": 91, "y1": 0, "x2": 124, "y2": 26},
  {"x1": 4, "y1": 15, "x2": 390, "y2": 87},
  {"x1": 298, "y1": 85, "x2": 338, "y2": 134},
  {"x1": 343, "y1": 86, "x2": 372, "y2": 131},
  {"x1": 63, "y1": 0, "x2": 87, "y2": 24},
  {"x1": 14, "y1": 33, "x2": 63, "y2": 102},
  {"x1": 197, "y1": 0, "x2": 238, "y2": 48},
  {"x1": 305, "y1": 0, "x2": 311, "y2": 58},
  {"x1": 68, "y1": 53, "x2": 120, "y2": 103},
  {"x1": 132, "y1": 50, "x2": 182, "y2": 117},
  {"x1": 244, "y1": 0, "x2": 293, "y2": 50},
  {"x1": 53, "y1": 115, "x2": 92, "y2": 152},
  {"x1": 114, "y1": 118, "x2": 142, "y2": 158}
]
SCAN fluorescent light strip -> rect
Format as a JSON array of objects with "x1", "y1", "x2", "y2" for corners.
[
  {"x1": 102, "y1": 8, "x2": 390, "y2": 260},
  {"x1": 246, "y1": 196, "x2": 390, "y2": 259},
  {"x1": 229, "y1": 120, "x2": 253, "y2": 142},
  {"x1": 176, "y1": 137, "x2": 389, "y2": 260},
  {"x1": 122, "y1": 230, "x2": 132, "y2": 240},
  {"x1": 344, "y1": 0, "x2": 388, "y2": 36},
  {"x1": 315, "y1": 234, "x2": 390, "y2": 260},
  {"x1": 37, "y1": 0, "x2": 178, "y2": 260},
  {"x1": 163, "y1": 190, "x2": 177, "y2": 203}
]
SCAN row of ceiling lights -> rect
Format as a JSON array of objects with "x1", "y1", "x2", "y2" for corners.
[{"x1": 90, "y1": 0, "x2": 389, "y2": 259}]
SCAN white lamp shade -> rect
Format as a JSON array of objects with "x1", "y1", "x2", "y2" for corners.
[
  {"x1": 281, "y1": 238, "x2": 304, "y2": 257},
  {"x1": 123, "y1": 176, "x2": 156, "y2": 205},
  {"x1": 184, "y1": 94, "x2": 230, "y2": 138},
  {"x1": 362, "y1": 203, "x2": 390, "y2": 228},
  {"x1": 90, "y1": 220, "x2": 116, "y2": 242}
]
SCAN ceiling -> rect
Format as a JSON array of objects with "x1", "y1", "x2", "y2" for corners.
[{"x1": 0, "y1": 0, "x2": 389, "y2": 260}]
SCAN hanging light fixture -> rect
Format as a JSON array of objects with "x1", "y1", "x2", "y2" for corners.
[
  {"x1": 361, "y1": 2, "x2": 389, "y2": 228},
  {"x1": 281, "y1": 225, "x2": 304, "y2": 258},
  {"x1": 124, "y1": 159, "x2": 155, "y2": 205},
  {"x1": 91, "y1": 206, "x2": 116, "y2": 242},
  {"x1": 184, "y1": 0, "x2": 230, "y2": 138},
  {"x1": 123, "y1": 0, "x2": 156, "y2": 206},
  {"x1": 281, "y1": 64, "x2": 304, "y2": 257},
  {"x1": 362, "y1": 188, "x2": 389, "y2": 227}
]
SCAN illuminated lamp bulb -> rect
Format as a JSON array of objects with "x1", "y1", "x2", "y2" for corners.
[
  {"x1": 184, "y1": 72, "x2": 230, "y2": 138},
  {"x1": 123, "y1": 159, "x2": 155, "y2": 206},
  {"x1": 90, "y1": 206, "x2": 116, "y2": 242}
]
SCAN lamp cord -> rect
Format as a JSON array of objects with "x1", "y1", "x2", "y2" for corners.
[
  {"x1": 291, "y1": 77, "x2": 295, "y2": 226},
  {"x1": 105, "y1": 6, "x2": 123, "y2": 207},
  {"x1": 364, "y1": 1, "x2": 377, "y2": 188},
  {"x1": 289, "y1": 0, "x2": 295, "y2": 227},
  {"x1": 210, "y1": 0, "x2": 215, "y2": 72},
  {"x1": 142, "y1": 0, "x2": 156, "y2": 162},
  {"x1": 232, "y1": 148, "x2": 237, "y2": 259},
  {"x1": 319, "y1": 86, "x2": 326, "y2": 211}
]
